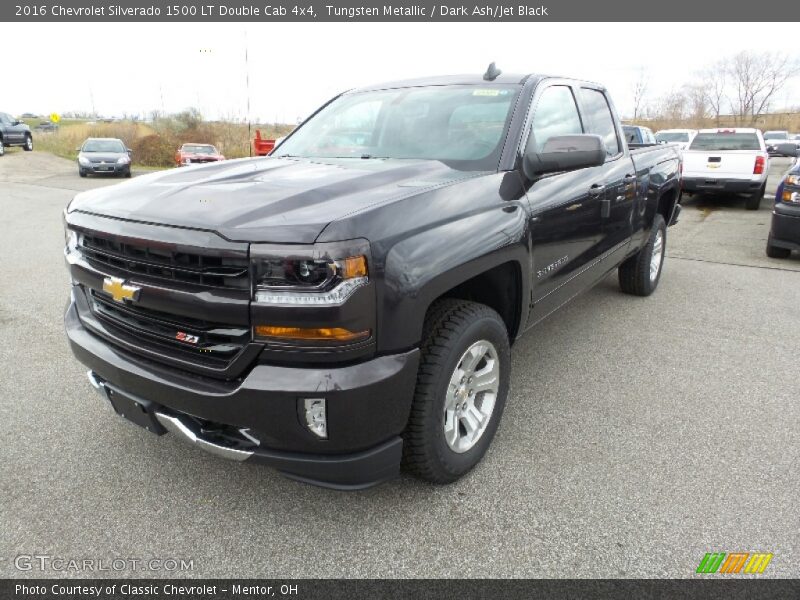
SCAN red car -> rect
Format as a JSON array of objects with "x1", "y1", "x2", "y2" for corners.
[{"x1": 175, "y1": 143, "x2": 225, "y2": 167}]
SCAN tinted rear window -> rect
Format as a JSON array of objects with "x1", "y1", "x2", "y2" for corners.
[
  {"x1": 657, "y1": 132, "x2": 690, "y2": 142},
  {"x1": 689, "y1": 133, "x2": 760, "y2": 151}
]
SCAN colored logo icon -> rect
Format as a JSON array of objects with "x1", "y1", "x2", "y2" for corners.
[{"x1": 696, "y1": 552, "x2": 773, "y2": 574}]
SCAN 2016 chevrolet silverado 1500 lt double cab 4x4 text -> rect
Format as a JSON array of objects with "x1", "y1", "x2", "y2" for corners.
[{"x1": 63, "y1": 68, "x2": 681, "y2": 489}]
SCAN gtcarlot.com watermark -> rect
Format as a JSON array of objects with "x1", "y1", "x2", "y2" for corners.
[{"x1": 14, "y1": 554, "x2": 194, "y2": 573}]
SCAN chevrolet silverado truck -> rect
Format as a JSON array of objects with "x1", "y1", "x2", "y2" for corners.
[
  {"x1": 64, "y1": 69, "x2": 681, "y2": 489},
  {"x1": 682, "y1": 128, "x2": 769, "y2": 210}
]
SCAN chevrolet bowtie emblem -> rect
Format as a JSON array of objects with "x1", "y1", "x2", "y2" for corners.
[{"x1": 102, "y1": 276, "x2": 141, "y2": 303}]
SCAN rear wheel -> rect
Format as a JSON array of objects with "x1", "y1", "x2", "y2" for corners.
[
  {"x1": 23, "y1": 134, "x2": 33, "y2": 152},
  {"x1": 403, "y1": 299, "x2": 510, "y2": 484},
  {"x1": 745, "y1": 183, "x2": 765, "y2": 211},
  {"x1": 619, "y1": 214, "x2": 666, "y2": 297},
  {"x1": 766, "y1": 235, "x2": 791, "y2": 259}
]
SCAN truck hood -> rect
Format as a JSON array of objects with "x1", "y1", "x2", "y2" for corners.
[{"x1": 68, "y1": 156, "x2": 480, "y2": 243}]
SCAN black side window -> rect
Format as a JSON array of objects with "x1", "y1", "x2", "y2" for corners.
[
  {"x1": 529, "y1": 86, "x2": 583, "y2": 152},
  {"x1": 579, "y1": 89, "x2": 620, "y2": 156}
]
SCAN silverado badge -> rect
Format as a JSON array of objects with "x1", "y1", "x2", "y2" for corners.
[{"x1": 102, "y1": 276, "x2": 141, "y2": 303}]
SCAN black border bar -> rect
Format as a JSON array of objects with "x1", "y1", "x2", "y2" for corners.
[
  {"x1": 2, "y1": 0, "x2": 796, "y2": 22},
  {"x1": 4, "y1": 579, "x2": 800, "y2": 600}
]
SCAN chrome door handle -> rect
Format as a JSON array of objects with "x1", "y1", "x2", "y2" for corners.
[{"x1": 589, "y1": 184, "x2": 606, "y2": 197}]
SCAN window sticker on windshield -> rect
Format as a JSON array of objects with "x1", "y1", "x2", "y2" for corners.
[{"x1": 473, "y1": 89, "x2": 501, "y2": 96}]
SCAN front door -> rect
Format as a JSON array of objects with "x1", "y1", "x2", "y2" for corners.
[{"x1": 523, "y1": 84, "x2": 608, "y2": 325}]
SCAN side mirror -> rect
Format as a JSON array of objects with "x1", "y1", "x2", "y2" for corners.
[
  {"x1": 14, "y1": 120, "x2": 23, "y2": 126},
  {"x1": 126, "y1": 148, "x2": 133, "y2": 155},
  {"x1": 523, "y1": 134, "x2": 606, "y2": 179},
  {"x1": 775, "y1": 143, "x2": 799, "y2": 157}
]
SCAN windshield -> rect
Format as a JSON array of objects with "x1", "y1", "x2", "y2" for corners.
[
  {"x1": 656, "y1": 132, "x2": 690, "y2": 142},
  {"x1": 764, "y1": 131, "x2": 788, "y2": 139},
  {"x1": 689, "y1": 133, "x2": 760, "y2": 151},
  {"x1": 82, "y1": 140, "x2": 125, "y2": 153},
  {"x1": 182, "y1": 144, "x2": 216, "y2": 154},
  {"x1": 273, "y1": 85, "x2": 521, "y2": 170}
]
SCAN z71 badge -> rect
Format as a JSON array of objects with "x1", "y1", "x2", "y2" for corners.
[{"x1": 175, "y1": 331, "x2": 200, "y2": 345}]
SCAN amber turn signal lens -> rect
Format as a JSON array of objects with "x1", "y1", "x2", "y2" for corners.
[
  {"x1": 254, "y1": 325, "x2": 370, "y2": 342},
  {"x1": 341, "y1": 256, "x2": 368, "y2": 279}
]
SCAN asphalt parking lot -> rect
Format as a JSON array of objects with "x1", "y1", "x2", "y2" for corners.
[{"x1": 1, "y1": 150, "x2": 798, "y2": 579}]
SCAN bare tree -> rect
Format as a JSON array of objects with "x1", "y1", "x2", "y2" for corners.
[
  {"x1": 683, "y1": 84, "x2": 709, "y2": 127},
  {"x1": 700, "y1": 61, "x2": 728, "y2": 126},
  {"x1": 726, "y1": 51, "x2": 800, "y2": 125},
  {"x1": 631, "y1": 67, "x2": 649, "y2": 120},
  {"x1": 653, "y1": 90, "x2": 689, "y2": 124}
]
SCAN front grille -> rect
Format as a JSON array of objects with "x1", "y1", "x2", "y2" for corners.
[
  {"x1": 90, "y1": 290, "x2": 249, "y2": 368},
  {"x1": 80, "y1": 233, "x2": 250, "y2": 289}
]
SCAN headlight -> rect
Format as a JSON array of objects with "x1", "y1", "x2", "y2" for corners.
[
  {"x1": 252, "y1": 241, "x2": 369, "y2": 306},
  {"x1": 78, "y1": 155, "x2": 91, "y2": 166},
  {"x1": 117, "y1": 155, "x2": 130, "y2": 164},
  {"x1": 786, "y1": 175, "x2": 799, "y2": 186},
  {"x1": 64, "y1": 229, "x2": 79, "y2": 265}
]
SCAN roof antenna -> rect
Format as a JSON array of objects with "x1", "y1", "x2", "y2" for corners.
[{"x1": 483, "y1": 62, "x2": 502, "y2": 81}]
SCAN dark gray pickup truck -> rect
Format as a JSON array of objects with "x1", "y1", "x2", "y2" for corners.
[{"x1": 64, "y1": 68, "x2": 681, "y2": 489}]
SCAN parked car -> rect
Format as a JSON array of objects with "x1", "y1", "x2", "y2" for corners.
[
  {"x1": 655, "y1": 128, "x2": 697, "y2": 151},
  {"x1": 63, "y1": 68, "x2": 681, "y2": 489},
  {"x1": 77, "y1": 138, "x2": 132, "y2": 178},
  {"x1": 682, "y1": 128, "x2": 769, "y2": 210},
  {"x1": 622, "y1": 124, "x2": 656, "y2": 145},
  {"x1": 766, "y1": 144, "x2": 800, "y2": 258},
  {"x1": 0, "y1": 111, "x2": 33, "y2": 156},
  {"x1": 34, "y1": 121, "x2": 58, "y2": 133},
  {"x1": 763, "y1": 130, "x2": 799, "y2": 156},
  {"x1": 175, "y1": 143, "x2": 225, "y2": 166}
]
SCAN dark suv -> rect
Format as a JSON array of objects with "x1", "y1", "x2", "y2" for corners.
[{"x1": 0, "y1": 112, "x2": 33, "y2": 155}]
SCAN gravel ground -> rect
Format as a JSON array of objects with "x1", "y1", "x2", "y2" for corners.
[{"x1": 1, "y1": 150, "x2": 798, "y2": 578}]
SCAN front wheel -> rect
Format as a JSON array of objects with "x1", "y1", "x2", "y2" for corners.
[
  {"x1": 403, "y1": 299, "x2": 510, "y2": 484},
  {"x1": 766, "y1": 234, "x2": 791, "y2": 259},
  {"x1": 23, "y1": 135, "x2": 33, "y2": 152},
  {"x1": 619, "y1": 214, "x2": 666, "y2": 297}
]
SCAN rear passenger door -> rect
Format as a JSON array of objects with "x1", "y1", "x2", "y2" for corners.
[
  {"x1": 578, "y1": 87, "x2": 635, "y2": 264},
  {"x1": 524, "y1": 83, "x2": 608, "y2": 325}
]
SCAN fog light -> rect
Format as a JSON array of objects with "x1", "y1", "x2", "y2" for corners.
[{"x1": 303, "y1": 398, "x2": 327, "y2": 439}]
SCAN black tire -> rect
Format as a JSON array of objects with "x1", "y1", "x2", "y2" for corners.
[
  {"x1": 0, "y1": 139, "x2": 4, "y2": 157},
  {"x1": 403, "y1": 299, "x2": 510, "y2": 484},
  {"x1": 124, "y1": 169, "x2": 132, "y2": 178},
  {"x1": 619, "y1": 213, "x2": 667, "y2": 297},
  {"x1": 23, "y1": 134, "x2": 33, "y2": 152},
  {"x1": 766, "y1": 235, "x2": 791, "y2": 259},
  {"x1": 79, "y1": 169, "x2": 87, "y2": 178},
  {"x1": 745, "y1": 183, "x2": 765, "y2": 211}
]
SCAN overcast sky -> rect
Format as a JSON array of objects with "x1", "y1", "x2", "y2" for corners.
[{"x1": 5, "y1": 22, "x2": 799, "y2": 121}]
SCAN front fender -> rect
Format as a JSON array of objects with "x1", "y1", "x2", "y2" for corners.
[{"x1": 378, "y1": 202, "x2": 529, "y2": 352}]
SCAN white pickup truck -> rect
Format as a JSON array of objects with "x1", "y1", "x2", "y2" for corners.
[{"x1": 681, "y1": 128, "x2": 769, "y2": 210}]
